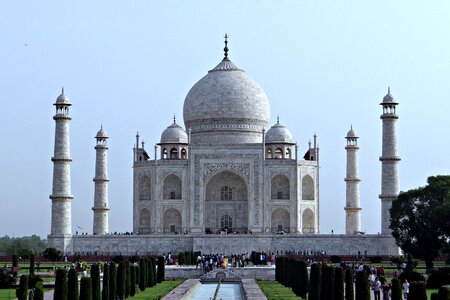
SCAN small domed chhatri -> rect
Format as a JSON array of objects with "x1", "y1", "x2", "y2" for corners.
[
  {"x1": 96, "y1": 125, "x2": 108, "y2": 139},
  {"x1": 265, "y1": 117, "x2": 294, "y2": 143},
  {"x1": 160, "y1": 116, "x2": 188, "y2": 144},
  {"x1": 382, "y1": 87, "x2": 397, "y2": 104},
  {"x1": 55, "y1": 87, "x2": 71, "y2": 105},
  {"x1": 183, "y1": 34, "x2": 270, "y2": 144},
  {"x1": 346, "y1": 125, "x2": 357, "y2": 138}
]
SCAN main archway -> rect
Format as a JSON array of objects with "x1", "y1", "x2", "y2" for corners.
[{"x1": 204, "y1": 170, "x2": 248, "y2": 233}]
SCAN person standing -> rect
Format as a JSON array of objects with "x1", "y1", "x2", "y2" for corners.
[
  {"x1": 373, "y1": 277, "x2": 381, "y2": 300},
  {"x1": 402, "y1": 279, "x2": 409, "y2": 299}
]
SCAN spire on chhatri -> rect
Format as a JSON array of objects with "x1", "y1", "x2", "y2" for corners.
[
  {"x1": 173, "y1": 114, "x2": 176, "y2": 124},
  {"x1": 277, "y1": 115, "x2": 280, "y2": 124},
  {"x1": 388, "y1": 86, "x2": 391, "y2": 94},
  {"x1": 223, "y1": 33, "x2": 229, "y2": 60},
  {"x1": 61, "y1": 87, "x2": 64, "y2": 94}
]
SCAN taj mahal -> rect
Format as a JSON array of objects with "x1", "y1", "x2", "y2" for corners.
[{"x1": 48, "y1": 37, "x2": 399, "y2": 255}]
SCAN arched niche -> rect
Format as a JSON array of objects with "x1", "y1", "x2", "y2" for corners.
[
  {"x1": 140, "y1": 208, "x2": 150, "y2": 227},
  {"x1": 302, "y1": 208, "x2": 315, "y2": 233},
  {"x1": 302, "y1": 175, "x2": 315, "y2": 200},
  {"x1": 163, "y1": 208, "x2": 182, "y2": 233},
  {"x1": 271, "y1": 174, "x2": 290, "y2": 200},
  {"x1": 163, "y1": 174, "x2": 182, "y2": 200},
  {"x1": 139, "y1": 175, "x2": 151, "y2": 200},
  {"x1": 271, "y1": 208, "x2": 290, "y2": 233},
  {"x1": 204, "y1": 170, "x2": 248, "y2": 232}
]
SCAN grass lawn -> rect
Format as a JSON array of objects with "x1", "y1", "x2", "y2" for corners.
[
  {"x1": 131, "y1": 280, "x2": 183, "y2": 300},
  {"x1": 0, "y1": 289, "x2": 17, "y2": 300},
  {"x1": 257, "y1": 280, "x2": 299, "y2": 300}
]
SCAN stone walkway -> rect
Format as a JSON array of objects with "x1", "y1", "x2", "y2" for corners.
[
  {"x1": 241, "y1": 278, "x2": 268, "y2": 300},
  {"x1": 161, "y1": 278, "x2": 199, "y2": 300}
]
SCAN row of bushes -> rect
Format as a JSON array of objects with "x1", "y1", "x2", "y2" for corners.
[
  {"x1": 178, "y1": 251, "x2": 201, "y2": 265},
  {"x1": 274, "y1": 257, "x2": 450, "y2": 300},
  {"x1": 15, "y1": 256, "x2": 165, "y2": 300}
]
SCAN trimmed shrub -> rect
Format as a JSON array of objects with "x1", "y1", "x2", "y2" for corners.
[
  {"x1": 149, "y1": 258, "x2": 157, "y2": 287},
  {"x1": 67, "y1": 268, "x2": 79, "y2": 300},
  {"x1": 431, "y1": 293, "x2": 439, "y2": 300},
  {"x1": 34, "y1": 281, "x2": 44, "y2": 300},
  {"x1": 355, "y1": 270, "x2": 370, "y2": 300},
  {"x1": 125, "y1": 261, "x2": 131, "y2": 298},
  {"x1": 334, "y1": 267, "x2": 344, "y2": 300},
  {"x1": 79, "y1": 277, "x2": 92, "y2": 300},
  {"x1": 146, "y1": 259, "x2": 152, "y2": 287},
  {"x1": 28, "y1": 274, "x2": 43, "y2": 289},
  {"x1": 390, "y1": 278, "x2": 402, "y2": 300},
  {"x1": 370, "y1": 256, "x2": 382, "y2": 263},
  {"x1": 130, "y1": 265, "x2": 136, "y2": 297},
  {"x1": 286, "y1": 258, "x2": 295, "y2": 288},
  {"x1": 90, "y1": 263, "x2": 100, "y2": 300},
  {"x1": 139, "y1": 258, "x2": 146, "y2": 291},
  {"x1": 427, "y1": 271, "x2": 450, "y2": 288},
  {"x1": 345, "y1": 268, "x2": 354, "y2": 300},
  {"x1": 309, "y1": 263, "x2": 321, "y2": 300},
  {"x1": 438, "y1": 286, "x2": 450, "y2": 300},
  {"x1": 135, "y1": 264, "x2": 140, "y2": 286},
  {"x1": 330, "y1": 255, "x2": 342, "y2": 263},
  {"x1": 30, "y1": 252, "x2": 35, "y2": 275},
  {"x1": 116, "y1": 261, "x2": 126, "y2": 300},
  {"x1": 322, "y1": 265, "x2": 335, "y2": 300},
  {"x1": 54, "y1": 269, "x2": 68, "y2": 300},
  {"x1": 399, "y1": 271, "x2": 425, "y2": 283},
  {"x1": 16, "y1": 275, "x2": 28, "y2": 300},
  {"x1": 157, "y1": 256, "x2": 165, "y2": 283},
  {"x1": 409, "y1": 281, "x2": 427, "y2": 300},
  {"x1": 101, "y1": 263, "x2": 109, "y2": 300},
  {"x1": 109, "y1": 262, "x2": 117, "y2": 300},
  {"x1": 298, "y1": 260, "x2": 309, "y2": 299},
  {"x1": 12, "y1": 255, "x2": 18, "y2": 278}
]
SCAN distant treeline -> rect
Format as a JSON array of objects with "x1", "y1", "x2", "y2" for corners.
[{"x1": 0, "y1": 235, "x2": 48, "y2": 257}]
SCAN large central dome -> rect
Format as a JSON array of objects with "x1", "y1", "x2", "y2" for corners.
[{"x1": 183, "y1": 43, "x2": 270, "y2": 145}]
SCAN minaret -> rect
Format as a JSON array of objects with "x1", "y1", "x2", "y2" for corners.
[
  {"x1": 379, "y1": 87, "x2": 400, "y2": 235},
  {"x1": 344, "y1": 126, "x2": 362, "y2": 234},
  {"x1": 92, "y1": 126, "x2": 110, "y2": 235},
  {"x1": 49, "y1": 88, "x2": 73, "y2": 247}
]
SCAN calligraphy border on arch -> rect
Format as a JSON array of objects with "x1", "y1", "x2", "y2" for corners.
[{"x1": 203, "y1": 162, "x2": 250, "y2": 183}]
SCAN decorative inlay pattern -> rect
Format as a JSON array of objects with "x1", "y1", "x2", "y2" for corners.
[{"x1": 203, "y1": 162, "x2": 250, "y2": 182}]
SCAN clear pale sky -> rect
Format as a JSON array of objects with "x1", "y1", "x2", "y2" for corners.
[{"x1": 1, "y1": 1, "x2": 449, "y2": 238}]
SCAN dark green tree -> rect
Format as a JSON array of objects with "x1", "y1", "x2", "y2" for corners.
[
  {"x1": 431, "y1": 293, "x2": 439, "y2": 300},
  {"x1": 438, "y1": 286, "x2": 450, "y2": 300},
  {"x1": 334, "y1": 267, "x2": 344, "y2": 300},
  {"x1": 109, "y1": 262, "x2": 117, "y2": 300},
  {"x1": 355, "y1": 270, "x2": 369, "y2": 300},
  {"x1": 390, "y1": 278, "x2": 403, "y2": 300},
  {"x1": 16, "y1": 274, "x2": 28, "y2": 300},
  {"x1": 391, "y1": 175, "x2": 450, "y2": 270},
  {"x1": 30, "y1": 252, "x2": 35, "y2": 275},
  {"x1": 43, "y1": 247, "x2": 62, "y2": 264},
  {"x1": 34, "y1": 281, "x2": 44, "y2": 300},
  {"x1": 79, "y1": 277, "x2": 92, "y2": 300},
  {"x1": 125, "y1": 260, "x2": 131, "y2": 298},
  {"x1": 309, "y1": 263, "x2": 321, "y2": 300},
  {"x1": 345, "y1": 268, "x2": 354, "y2": 300},
  {"x1": 67, "y1": 268, "x2": 79, "y2": 300},
  {"x1": 157, "y1": 256, "x2": 165, "y2": 283},
  {"x1": 148, "y1": 258, "x2": 156, "y2": 287},
  {"x1": 90, "y1": 263, "x2": 100, "y2": 300},
  {"x1": 139, "y1": 258, "x2": 147, "y2": 291},
  {"x1": 322, "y1": 265, "x2": 335, "y2": 300},
  {"x1": 297, "y1": 260, "x2": 309, "y2": 299},
  {"x1": 117, "y1": 262, "x2": 126, "y2": 300},
  {"x1": 54, "y1": 269, "x2": 68, "y2": 300},
  {"x1": 409, "y1": 281, "x2": 427, "y2": 300},
  {"x1": 151, "y1": 258, "x2": 157, "y2": 286},
  {"x1": 12, "y1": 254, "x2": 18, "y2": 278},
  {"x1": 102, "y1": 263, "x2": 110, "y2": 300},
  {"x1": 130, "y1": 265, "x2": 136, "y2": 297},
  {"x1": 135, "y1": 264, "x2": 140, "y2": 287}
]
